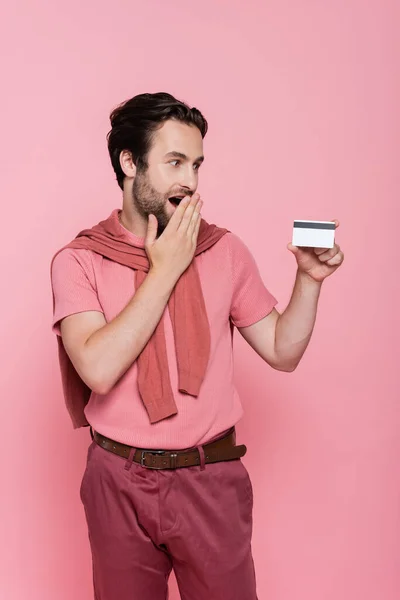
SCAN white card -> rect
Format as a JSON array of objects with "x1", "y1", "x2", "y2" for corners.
[{"x1": 292, "y1": 220, "x2": 335, "y2": 249}]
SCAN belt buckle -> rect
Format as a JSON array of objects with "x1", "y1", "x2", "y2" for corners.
[
  {"x1": 140, "y1": 450, "x2": 165, "y2": 469},
  {"x1": 140, "y1": 450, "x2": 179, "y2": 469}
]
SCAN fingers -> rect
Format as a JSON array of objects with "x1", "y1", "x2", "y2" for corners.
[
  {"x1": 178, "y1": 193, "x2": 202, "y2": 231},
  {"x1": 188, "y1": 199, "x2": 203, "y2": 240},
  {"x1": 287, "y1": 243, "x2": 299, "y2": 253},
  {"x1": 326, "y1": 250, "x2": 344, "y2": 266},
  {"x1": 313, "y1": 247, "x2": 326, "y2": 256},
  {"x1": 167, "y1": 196, "x2": 191, "y2": 230},
  {"x1": 145, "y1": 214, "x2": 158, "y2": 247},
  {"x1": 166, "y1": 193, "x2": 200, "y2": 232},
  {"x1": 315, "y1": 244, "x2": 341, "y2": 263},
  {"x1": 192, "y1": 211, "x2": 202, "y2": 244}
]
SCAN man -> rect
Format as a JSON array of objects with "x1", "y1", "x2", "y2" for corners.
[{"x1": 50, "y1": 92, "x2": 344, "y2": 600}]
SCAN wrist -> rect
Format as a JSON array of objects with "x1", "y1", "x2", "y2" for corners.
[
  {"x1": 149, "y1": 265, "x2": 180, "y2": 289},
  {"x1": 296, "y1": 268, "x2": 323, "y2": 288}
]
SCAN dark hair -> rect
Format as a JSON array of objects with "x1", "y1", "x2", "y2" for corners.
[{"x1": 107, "y1": 92, "x2": 208, "y2": 190}]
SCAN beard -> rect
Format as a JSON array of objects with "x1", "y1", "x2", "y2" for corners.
[{"x1": 132, "y1": 169, "x2": 174, "y2": 237}]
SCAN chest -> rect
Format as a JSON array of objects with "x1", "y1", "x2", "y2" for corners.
[{"x1": 93, "y1": 250, "x2": 233, "y2": 330}]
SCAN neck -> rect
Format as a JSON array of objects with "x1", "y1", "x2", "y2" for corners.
[{"x1": 120, "y1": 191, "x2": 147, "y2": 239}]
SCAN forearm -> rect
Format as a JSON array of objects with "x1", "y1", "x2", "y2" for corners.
[
  {"x1": 84, "y1": 268, "x2": 178, "y2": 394},
  {"x1": 274, "y1": 269, "x2": 322, "y2": 370}
]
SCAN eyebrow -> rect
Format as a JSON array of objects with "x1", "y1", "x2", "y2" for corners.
[{"x1": 165, "y1": 151, "x2": 204, "y2": 164}]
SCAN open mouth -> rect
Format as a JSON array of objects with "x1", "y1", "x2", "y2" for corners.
[{"x1": 168, "y1": 196, "x2": 185, "y2": 207}]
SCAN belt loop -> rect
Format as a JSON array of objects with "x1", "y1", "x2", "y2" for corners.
[
  {"x1": 197, "y1": 445, "x2": 206, "y2": 471},
  {"x1": 124, "y1": 447, "x2": 136, "y2": 471}
]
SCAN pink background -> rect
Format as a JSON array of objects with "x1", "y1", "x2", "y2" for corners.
[{"x1": 2, "y1": 1, "x2": 399, "y2": 598}]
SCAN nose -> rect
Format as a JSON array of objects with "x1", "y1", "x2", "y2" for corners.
[{"x1": 178, "y1": 165, "x2": 197, "y2": 193}]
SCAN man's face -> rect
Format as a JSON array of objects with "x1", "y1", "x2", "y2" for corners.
[{"x1": 132, "y1": 119, "x2": 204, "y2": 235}]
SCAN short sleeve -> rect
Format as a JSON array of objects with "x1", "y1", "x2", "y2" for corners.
[
  {"x1": 228, "y1": 233, "x2": 278, "y2": 328},
  {"x1": 50, "y1": 248, "x2": 104, "y2": 336}
]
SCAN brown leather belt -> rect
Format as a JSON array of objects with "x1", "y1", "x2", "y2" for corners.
[{"x1": 92, "y1": 427, "x2": 247, "y2": 469}]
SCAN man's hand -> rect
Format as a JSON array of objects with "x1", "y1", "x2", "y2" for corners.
[
  {"x1": 287, "y1": 219, "x2": 344, "y2": 283},
  {"x1": 145, "y1": 193, "x2": 203, "y2": 281}
]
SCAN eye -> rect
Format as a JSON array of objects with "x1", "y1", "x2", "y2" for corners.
[
  {"x1": 169, "y1": 160, "x2": 180, "y2": 167},
  {"x1": 194, "y1": 163, "x2": 201, "y2": 171}
]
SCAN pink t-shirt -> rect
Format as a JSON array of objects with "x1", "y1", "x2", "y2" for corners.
[{"x1": 51, "y1": 210, "x2": 277, "y2": 449}]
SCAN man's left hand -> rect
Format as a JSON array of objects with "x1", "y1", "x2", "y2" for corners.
[{"x1": 287, "y1": 220, "x2": 344, "y2": 283}]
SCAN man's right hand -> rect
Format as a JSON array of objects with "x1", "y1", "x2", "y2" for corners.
[{"x1": 144, "y1": 193, "x2": 203, "y2": 281}]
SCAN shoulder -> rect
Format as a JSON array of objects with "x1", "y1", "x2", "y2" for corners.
[
  {"x1": 205, "y1": 231, "x2": 257, "y2": 273},
  {"x1": 222, "y1": 231, "x2": 257, "y2": 266},
  {"x1": 210, "y1": 230, "x2": 251, "y2": 255},
  {"x1": 50, "y1": 247, "x2": 100, "y2": 286},
  {"x1": 51, "y1": 247, "x2": 97, "y2": 272}
]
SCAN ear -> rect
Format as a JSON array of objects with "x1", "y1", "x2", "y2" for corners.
[{"x1": 119, "y1": 150, "x2": 137, "y2": 179}]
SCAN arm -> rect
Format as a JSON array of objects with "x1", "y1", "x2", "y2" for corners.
[
  {"x1": 58, "y1": 194, "x2": 202, "y2": 395},
  {"x1": 238, "y1": 223, "x2": 344, "y2": 372},
  {"x1": 238, "y1": 270, "x2": 322, "y2": 372},
  {"x1": 61, "y1": 268, "x2": 178, "y2": 394}
]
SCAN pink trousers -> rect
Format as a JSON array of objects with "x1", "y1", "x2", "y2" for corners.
[{"x1": 80, "y1": 438, "x2": 258, "y2": 600}]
